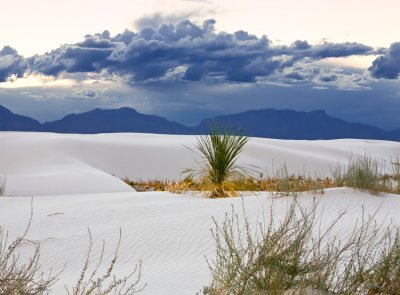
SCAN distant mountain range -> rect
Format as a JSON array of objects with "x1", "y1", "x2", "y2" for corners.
[
  {"x1": 1, "y1": 104, "x2": 400, "y2": 141},
  {"x1": 0, "y1": 105, "x2": 42, "y2": 131}
]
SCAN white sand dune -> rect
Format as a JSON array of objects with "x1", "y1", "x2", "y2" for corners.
[
  {"x1": 1, "y1": 190, "x2": 400, "y2": 294},
  {"x1": 1, "y1": 132, "x2": 399, "y2": 197},
  {"x1": 1, "y1": 132, "x2": 400, "y2": 294}
]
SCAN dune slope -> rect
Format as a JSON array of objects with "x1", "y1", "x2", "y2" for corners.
[
  {"x1": 1, "y1": 190, "x2": 400, "y2": 294},
  {"x1": 1, "y1": 132, "x2": 399, "y2": 197}
]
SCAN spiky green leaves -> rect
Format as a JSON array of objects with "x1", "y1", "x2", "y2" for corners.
[{"x1": 186, "y1": 127, "x2": 253, "y2": 198}]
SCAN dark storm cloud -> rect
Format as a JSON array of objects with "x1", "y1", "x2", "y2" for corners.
[
  {"x1": 296, "y1": 42, "x2": 373, "y2": 59},
  {"x1": 0, "y1": 46, "x2": 26, "y2": 82},
  {"x1": 28, "y1": 36, "x2": 119, "y2": 76},
  {"x1": 319, "y1": 74, "x2": 338, "y2": 82},
  {"x1": 285, "y1": 72, "x2": 305, "y2": 80},
  {"x1": 1, "y1": 20, "x2": 376, "y2": 83},
  {"x1": 369, "y1": 42, "x2": 400, "y2": 79}
]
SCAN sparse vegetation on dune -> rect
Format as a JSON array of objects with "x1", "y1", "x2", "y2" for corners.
[
  {"x1": 123, "y1": 178, "x2": 171, "y2": 192},
  {"x1": 124, "y1": 154, "x2": 400, "y2": 197},
  {"x1": 201, "y1": 199, "x2": 400, "y2": 295},
  {"x1": 0, "y1": 176, "x2": 5, "y2": 196},
  {"x1": 0, "y1": 207, "x2": 58, "y2": 294},
  {"x1": 66, "y1": 229, "x2": 145, "y2": 295},
  {"x1": 331, "y1": 153, "x2": 400, "y2": 195},
  {"x1": 0, "y1": 204, "x2": 145, "y2": 295},
  {"x1": 124, "y1": 175, "x2": 335, "y2": 196}
]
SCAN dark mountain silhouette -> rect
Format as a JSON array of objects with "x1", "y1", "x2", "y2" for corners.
[
  {"x1": 0, "y1": 105, "x2": 42, "y2": 131},
  {"x1": 195, "y1": 109, "x2": 400, "y2": 140},
  {"x1": 0, "y1": 104, "x2": 399, "y2": 141},
  {"x1": 390, "y1": 128, "x2": 400, "y2": 139},
  {"x1": 42, "y1": 107, "x2": 191, "y2": 134}
]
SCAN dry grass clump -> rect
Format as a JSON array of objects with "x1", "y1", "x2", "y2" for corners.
[
  {"x1": 331, "y1": 154, "x2": 400, "y2": 194},
  {"x1": 123, "y1": 174, "x2": 334, "y2": 197},
  {"x1": 261, "y1": 164, "x2": 333, "y2": 197},
  {"x1": 123, "y1": 178, "x2": 169, "y2": 192},
  {"x1": 202, "y1": 200, "x2": 400, "y2": 294},
  {"x1": 123, "y1": 178, "x2": 191, "y2": 193}
]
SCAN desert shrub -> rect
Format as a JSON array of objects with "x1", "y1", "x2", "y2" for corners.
[
  {"x1": 66, "y1": 229, "x2": 145, "y2": 295},
  {"x1": 330, "y1": 154, "x2": 400, "y2": 194},
  {"x1": 365, "y1": 231, "x2": 400, "y2": 294},
  {"x1": 0, "y1": 206, "x2": 58, "y2": 294},
  {"x1": 184, "y1": 127, "x2": 255, "y2": 198},
  {"x1": 202, "y1": 199, "x2": 400, "y2": 294},
  {"x1": 0, "y1": 176, "x2": 5, "y2": 196},
  {"x1": 392, "y1": 156, "x2": 400, "y2": 178},
  {"x1": 390, "y1": 157, "x2": 400, "y2": 194},
  {"x1": 268, "y1": 164, "x2": 327, "y2": 197},
  {"x1": 0, "y1": 203, "x2": 145, "y2": 295},
  {"x1": 344, "y1": 153, "x2": 381, "y2": 192},
  {"x1": 330, "y1": 161, "x2": 345, "y2": 188}
]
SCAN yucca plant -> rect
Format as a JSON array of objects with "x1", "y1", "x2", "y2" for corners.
[{"x1": 185, "y1": 127, "x2": 253, "y2": 198}]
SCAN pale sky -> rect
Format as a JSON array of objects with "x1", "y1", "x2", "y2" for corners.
[
  {"x1": 2, "y1": 0, "x2": 399, "y2": 57},
  {"x1": 1, "y1": 0, "x2": 400, "y2": 129}
]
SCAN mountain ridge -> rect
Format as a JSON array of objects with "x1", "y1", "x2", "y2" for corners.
[{"x1": 0, "y1": 105, "x2": 399, "y2": 141}]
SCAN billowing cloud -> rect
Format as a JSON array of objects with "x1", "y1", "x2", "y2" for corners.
[
  {"x1": 0, "y1": 46, "x2": 26, "y2": 82},
  {"x1": 1, "y1": 20, "x2": 376, "y2": 83},
  {"x1": 319, "y1": 74, "x2": 338, "y2": 82},
  {"x1": 369, "y1": 42, "x2": 400, "y2": 79}
]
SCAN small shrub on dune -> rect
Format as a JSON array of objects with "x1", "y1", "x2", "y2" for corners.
[
  {"x1": 390, "y1": 157, "x2": 400, "y2": 194},
  {"x1": 202, "y1": 199, "x2": 400, "y2": 294},
  {"x1": 365, "y1": 231, "x2": 400, "y2": 294},
  {"x1": 66, "y1": 229, "x2": 145, "y2": 295},
  {"x1": 345, "y1": 153, "x2": 381, "y2": 192},
  {"x1": 268, "y1": 164, "x2": 327, "y2": 197},
  {"x1": 331, "y1": 154, "x2": 400, "y2": 194},
  {"x1": 0, "y1": 203, "x2": 145, "y2": 294},
  {"x1": 184, "y1": 127, "x2": 255, "y2": 198},
  {"x1": 0, "y1": 207, "x2": 58, "y2": 294},
  {"x1": 0, "y1": 176, "x2": 5, "y2": 196}
]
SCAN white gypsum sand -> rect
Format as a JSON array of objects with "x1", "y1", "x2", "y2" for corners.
[
  {"x1": 0, "y1": 132, "x2": 400, "y2": 294},
  {"x1": 1, "y1": 190, "x2": 400, "y2": 294}
]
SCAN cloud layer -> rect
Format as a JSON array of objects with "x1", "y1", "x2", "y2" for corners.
[
  {"x1": 369, "y1": 42, "x2": 400, "y2": 79},
  {"x1": 0, "y1": 46, "x2": 25, "y2": 81},
  {"x1": 0, "y1": 19, "x2": 379, "y2": 84}
]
